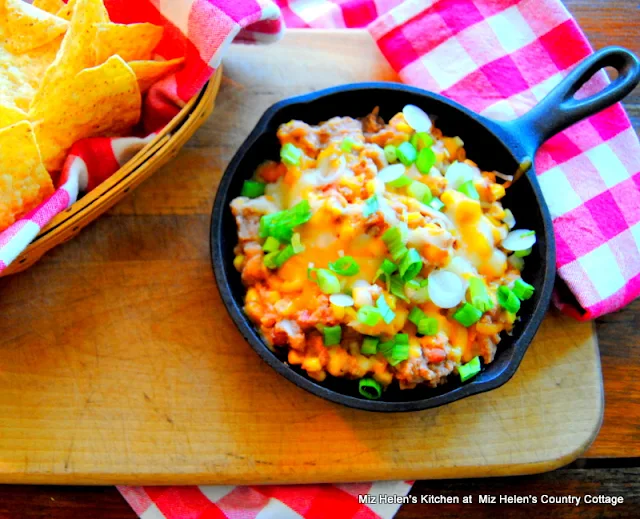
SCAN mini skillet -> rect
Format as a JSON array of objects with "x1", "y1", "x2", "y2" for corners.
[{"x1": 211, "y1": 46, "x2": 640, "y2": 412}]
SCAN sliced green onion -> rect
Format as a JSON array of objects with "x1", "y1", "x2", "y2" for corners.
[
  {"x1": 329, "y1": 256, "x2": 360, "y2": 276},
  {"x1": 280, "y1": 143, "x2": 303, "y2": 166},
  {"x1": 363, "y1": 196, "x2": 379, "y2": 218},
  {"x1": 407, "y1": 181, "x2": 433, "y2": 204},
  {"x1": 416, "y1": 147, "x2": 436, "y2": 175},
  {"x1": 458, "y1": 180, "x2": 480, "y2": 200},
  {"x1": 388, "y1": 342, "x2": 409, "y2": 366},
  {"x1": 241, "y1": 180, "x2": 266, "y2": 198},
  {"x1": 389, "y1": 274, "x2": 409, "y2": 302},
  {"x1": 408, "y1": 307, "x2": 426, "y2": 326},
  {"x1": 341, "y1": 138, "x2": 355, "y2": 152},
  {"x1": 459, "y1": 356, "x2": 481, "y2": 382},
  {"x1": 453, "y1": 302, "x2": 483, "y2": 327},
  {"x1": 399, "y1": 248, "x2": 422, "y2": 282},
  {"x1": 259, "y1": 200, "x2": 312, "y2": 241},
  {"x1": 323, "y1": 325, "x2": 342, "y2": 346},
  {"x1": 373, "y1": 259, "x2": 398, "y2": 286},
  {"x1": 497, "y1": 286, "x2": 521, "y2": 313},
  {"x1": 395, "y1": 333, "x2": 409, "y2": 344},
  {"x1": 411, "y1": 132, "x2": 433, "y2": 151},
  {"x1": 291, "y1": 232, "x2": 304, "y2": 253},
  {"x1": 397, "y1": 141, "x2": 417, "y2": 166},
  {"x1": 263, "y1": 251, "x2": 279, "y2": 270},
  {"x1": 384, "y1": 144, "x2": 397, "y2": 163},
  {"x1": 378, "y1": 340, "x2": 395, "y2": 358},
  {"x1": 418, "y1": 317, "x2": 438, "y2": 336},
  {"x1": 361, "y1": 336, "x2": 379, "y2": 355},
  {"x1": 316, "y1": 268, "x2": 341, "y2": 294},
  {"x1": 388, "y1": 175, "x2": 413, "y2": 188},
  {"x1": 512, "y1": 279, "x2": 535, "y2": 300},
  {"x1": 357, "y1": 306, "x2": 382, "y2": 326},
  {"x1": 429, "y1": 198, "x2": 445, "y2": 211},
  {"x1": 359, "y1": 378, "x2": 383, "y2": 400},
  {"x1": 262, "y1": 236, "x2": 281, "y2": 253},
  {"x1": 503, "y1": 229, "x2": 536, "y2": 251},
  {"x1": 508, "y1": 254, "x2": 525, "y2": 271},
  {"x1": 376, "y1": 296, "x2": 395, "y2": 324},
  {"x1": 515, "y1": 247, "x2": 532, "y2": 258},
  {"x1": 274, "y1": 244, "x2": 296, "y2": 267},
  {"x1": 468, "y1": 277, "x2": 493, "y2": 312},
  {"x1": 382, "y1": 226, "x2": 408, "y2": 262},
  {"x1": 330, "y1": 294, "x2": 354, "y2": 307}
]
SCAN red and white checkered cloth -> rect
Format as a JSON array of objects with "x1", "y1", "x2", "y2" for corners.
[{"x1": 0, "y1": 0, "x2": 283, "y2": 275}]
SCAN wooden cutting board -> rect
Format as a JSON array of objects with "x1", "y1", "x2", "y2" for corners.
[{"x1": 0, "y1": 31, "x2": 603, "y2": 485}]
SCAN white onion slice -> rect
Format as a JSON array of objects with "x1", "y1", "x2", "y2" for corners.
[
  {"x1": 502, "y1": 229, "x2": 536, "y2": 251},
  {"x1": 503, "y1": 208, "x2": 516, "y2": 229},
  {"x1": 378, "y1": 164, "x2": 406, "y2": 183},
  {"x1": 427, "y1": 270, "x2": 465, "y2": 309},
  {"x1": 330, "y1": 294, "x2": 354, "y2": 307},
  {"x1": 402, "y1": 104, "x2": 432, "y2": 132},
  {"x1": 446, "y1": 256, "x2": 477, "y2": 278},
  {"x1": 444, "y1": 161, "x2": 475, "y2": 189}
]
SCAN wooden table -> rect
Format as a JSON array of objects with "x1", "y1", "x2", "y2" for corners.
[{"x1": 0, "y1": 0, "x2": 638, "y2": 517}]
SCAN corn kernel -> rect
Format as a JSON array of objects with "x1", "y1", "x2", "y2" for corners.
[
  {"x1": 308, "y1": 370, "x2": 327, "y2": 382},
  {"x1": 374, "y1": 370, "x2": 393, "y2": 386},
  {"x1": 233, "y1": 255, "x2": 245, "y2": 271},
  {"x1": 397, "y1": 122, "x2": 412, "y2": 133},
  {"x1": 440, "y1": 190, "x2": 454, "y2": 206},
  {"x1": 407, "y1": 212, "x2": 421, "y2": 226},
  {"x1": 302, "y1": 357, "x2": 322, "y2": 372},
  {"x1": 288, "y1": 350, "x2": 304, "y2": 365},
  {"x1": 331, "y1": 304, "x2": 346, "y2": 320},
  {"x1": 266, "y1": 291, "x2": 280, "y2": 304},
  {"x1": 246, "y1": 288, "x2": 259, "y2": 303},
  {"x1": 490, "y1": 183, "x2": 506, "y2": 200},
  {"x1": 365, "y1": 180, "x2": 376, "y2": 196}
]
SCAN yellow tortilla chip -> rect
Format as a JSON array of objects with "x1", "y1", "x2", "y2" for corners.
[
  {"x1": 0, "y1": 0, "x2": 68, "y2": 54},
  {"x1": 28, "y1": 0, "x2": 108, "y2": 113},
  {"x1": 33, "y1": 0, "x2": 65, "y2": 15},
  {"x1": 128, "y1": 58, "x2": 185, "y2": 93},
  {"x1": 31, "y1": 55, "x2": 141, "y2": 171},
  {"x1": 94, "y1": 22, "x2": 163, "y2": 64},
  {"x1": 56, "y1": 0, "x2": 107, "y2": 22},
  {"x1": 0, "y1": 35, "x2": 62, "y2": 112},
  {"x1": 0, "y1": 120, "x2": 54, "y2": 232},
  {"x1": 0, "y1": 104, "x2": 26, "y2": 128}
]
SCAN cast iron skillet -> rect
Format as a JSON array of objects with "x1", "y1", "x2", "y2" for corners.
[{"x1": 211, "y1": 46, "x2": 640, "y2": 412}]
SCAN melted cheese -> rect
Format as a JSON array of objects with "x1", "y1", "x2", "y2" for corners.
[{"x1": 442, "y1": 190, "x2": 506, "y2": 278}]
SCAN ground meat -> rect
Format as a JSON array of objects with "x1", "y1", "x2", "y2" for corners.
[
  {"x1": 277, "y1": 117, "x2": 364, "y2": 158},
  {"x1": 394, "y1": 333, "x2": 457, "y2": 389},
  {"x1": 241, "y1": 254, "x2": 268, "y2": 285},
  {"x1": 361, "y1": 107, "x2": 385, "y2": 133},
  {"x1": 231, "y1": 197, "x2": 278, "y2": 243},
  {"x1": 273, "y1": 320, "x2": 306, "y2": 350}
]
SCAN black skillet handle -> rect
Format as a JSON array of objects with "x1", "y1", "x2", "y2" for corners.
[{"x1": 501, "y1": 46, "x2": 640, "y2": 158}]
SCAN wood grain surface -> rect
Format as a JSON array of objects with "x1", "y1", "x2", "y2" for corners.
[
  {"x1": 0, "y1": 0, "x2": 639, "y2": 516},
  {"x1": 0, "y1": 30, "x2": 604, "y2": 485}
]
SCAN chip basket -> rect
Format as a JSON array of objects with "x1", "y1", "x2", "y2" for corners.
[{"x1": 0, "y1": 66, "x2": 223, "y2": 278}]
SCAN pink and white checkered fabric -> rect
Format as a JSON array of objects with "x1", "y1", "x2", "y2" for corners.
[
  {"x1": 278, "y1": 0, "x2": 640, "y2": 321},
  {"x1": 119, "y1": 481, "x2": 414, "y2": 519},
  {"x1": 0, "y1": 0, "x2": 284, "y2": 276}
]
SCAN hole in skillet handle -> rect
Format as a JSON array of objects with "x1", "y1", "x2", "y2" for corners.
[
  {"x1": 211, "y1": 84, "x2": 555, "y2": 412},
  {"x1": 502, "y1": 46, "x2": 640, "y2": 156}
]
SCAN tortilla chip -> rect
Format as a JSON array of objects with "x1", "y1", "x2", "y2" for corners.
[
  {"x1": 0, "y1": 120, "x2": 54, "y2": 232},
  {"x1": 0, "y1": 34, "x2": 62, "y2": 112},
  {"x1": 28, "y1": 0, "x2": 108, "y2": 113},
  {"x1": 56, "y1": 0, "x2": 107, "y2": 22},
  {"x1": 94, "y1": 22, "x2": 163, "y2": 64},
  {"x1": 128, "y1": 58, "x2": 185, "y2": 93},
  {"x1": 33, "y1": 0, "x2": 65, "y2": 15},
  {"x1": 0, "y1": 0, "x2": 68, "y2": 54},
  {"x1": 32, "y1": 55, "x2": 141, "y2": 171},
  {"x1": 0, "y1": 104, "x2": 26, "y2": 128}
]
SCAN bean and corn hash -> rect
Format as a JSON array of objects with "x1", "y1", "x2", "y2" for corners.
[{"x1": 231, "y1": 105, "x2": 536, "y2": 400}]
